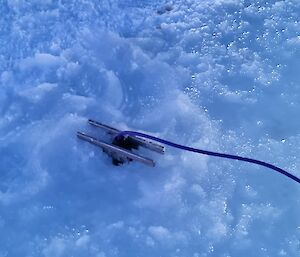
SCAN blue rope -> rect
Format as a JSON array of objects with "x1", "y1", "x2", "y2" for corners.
[{"x1": 116, "y1": 131, "x2": 300, "y2": 184}]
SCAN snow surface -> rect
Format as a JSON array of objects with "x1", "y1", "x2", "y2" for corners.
[{"x1": 0, "y1": 0, "x2": 300, "y2": 256}]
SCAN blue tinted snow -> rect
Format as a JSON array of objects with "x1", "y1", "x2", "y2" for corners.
[{"x1": 0, "y1": 0, "x2": 300, "y2": 256}]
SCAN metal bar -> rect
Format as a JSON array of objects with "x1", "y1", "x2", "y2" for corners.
[
  {"x1": 88, "y1": 119, "x2": 165, "y2": 154},
  {"x1": 77, "y1": 132, "x2": 155, "y2": 167},
  {"x1": 88, "y1": 119, "x2": 119, "y2": 134}
]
